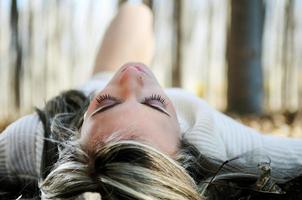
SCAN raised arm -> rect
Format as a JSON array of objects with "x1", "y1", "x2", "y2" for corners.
[
  {"x1": 92, "y1": 3, "x2": 154, "y2": 74},
  {"x1": 212, "y1": 109, "x2": 302, "y2": 176},
  {"x1": 167, "y1": 88, "x2": 302, "y2": 179}
]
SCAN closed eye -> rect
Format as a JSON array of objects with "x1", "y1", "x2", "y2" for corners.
[
  {"x1": 142, "y1": 103, "x2": 170, "y2": 116},
  {"x1": 90, "y1": 102, "x2": 170, "y2": 118}
]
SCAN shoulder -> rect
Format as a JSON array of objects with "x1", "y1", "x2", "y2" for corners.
[
  {"x1": 0, "y1": 113, "x2": 44, "y2": 178},
  {"x1": 164, "y1": 88, "x2": 214, "y2": 114},
  {"x1": 165, "y1": 88, "x2": 198, "y2": 99},
  {"x1": 164, "y1": 88, "x2": 216, "y2": 132},
  {"x1": 2, "y1": 113, "x2": 42, "y2": 135}
]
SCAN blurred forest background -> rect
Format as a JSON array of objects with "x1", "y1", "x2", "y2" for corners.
[{"x1": 1, "y1": 0, "x2": 302, "y2": 137}]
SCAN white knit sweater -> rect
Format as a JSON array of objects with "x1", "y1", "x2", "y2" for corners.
[{"x1": 1, "y1": 75, "x2": 302, "y2": 182}]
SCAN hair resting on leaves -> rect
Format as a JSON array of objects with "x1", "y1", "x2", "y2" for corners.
[{"x1": 37, "y1": 90, "x2": 302, "y2": 200}]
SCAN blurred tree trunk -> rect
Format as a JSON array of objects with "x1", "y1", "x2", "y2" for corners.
[
  {"x1": 282, "y1": 0, "x2": 295, "y2": 111},
  {"x1": 227, "y1": 0, "x2": 265, "y2": 115},
  {"x1": 10, "y1": 0, "x2": 22, "y2": 109},
  {"x1": 172, "y1": 0, "x2": 182, "y2": 87}
]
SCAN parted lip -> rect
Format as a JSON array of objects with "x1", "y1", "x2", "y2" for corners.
[{"x1": 120, "y1": 63, "x2": 149, "y2": 76}]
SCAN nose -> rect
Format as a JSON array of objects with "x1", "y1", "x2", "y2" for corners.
[{"x1": 118, "y1": 66, "x2": 144, "y2": 97}]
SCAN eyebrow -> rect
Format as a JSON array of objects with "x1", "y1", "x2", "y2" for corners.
[{"x1": 90, "y1": 102, "x2": 171, "y2": 118}]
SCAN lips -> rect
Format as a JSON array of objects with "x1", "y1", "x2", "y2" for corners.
[
  {"x1": 121, "y1": 65, "x2": 137, "y2": 72},
  {"x1": 121, "y1": 63, "x2": 149, "y2": 76},
  {"x1": 134, "y1": 66, "x2": 145, "y2": 73}
]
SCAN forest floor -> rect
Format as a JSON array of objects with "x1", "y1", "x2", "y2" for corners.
[
  {"x1": 0, "y1": 117, "x2": 16, "y2": 133},
  {"x1": 228, "y1": 111, "x2": 302, "y2": 138}
]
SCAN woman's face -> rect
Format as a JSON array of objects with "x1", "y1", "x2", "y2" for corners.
[{"x1": 80, "y1": 63, "x2": 181, "y2": 156}]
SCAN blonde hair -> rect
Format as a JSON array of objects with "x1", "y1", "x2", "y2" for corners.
[{"x1": 40, "y1": 139, "x2": 204, "y2": 200}]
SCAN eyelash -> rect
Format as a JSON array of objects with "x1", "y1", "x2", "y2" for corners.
[
  {"x1": 95, "y1": 94, "x2": 166, "y2": 106},
  {"x1": 96, "y1": 94, "x2": 118, "y2": 104},
  {"x1": 144, "y1": 94, "x2": 166, "y2": 105}
]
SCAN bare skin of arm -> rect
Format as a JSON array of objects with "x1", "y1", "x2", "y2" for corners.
[{"x1": 92, "y1": 3, "x2": 155, "y2": 75}]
